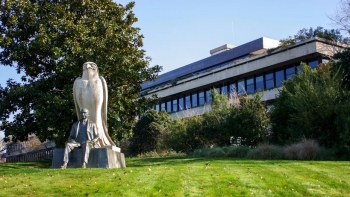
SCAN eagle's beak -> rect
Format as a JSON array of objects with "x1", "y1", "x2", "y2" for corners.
[{"x1": 86, "y1": 64, "x2": 92, "y2": 69}]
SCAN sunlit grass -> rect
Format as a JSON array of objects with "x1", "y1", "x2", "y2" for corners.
[{"x1": 0, "y1": 158, "x2": 349, "y2": 196}]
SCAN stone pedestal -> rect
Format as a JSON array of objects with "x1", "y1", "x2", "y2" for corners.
[{"x1": 51, "y1": 147, "x2": 126, "y2": 168}]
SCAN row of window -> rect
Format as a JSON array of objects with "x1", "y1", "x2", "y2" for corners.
[{"x1": 154, "y1": 59, "x2": 321, "y2": 113}]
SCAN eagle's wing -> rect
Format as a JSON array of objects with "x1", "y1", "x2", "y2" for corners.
[
  {"x1": 100, "y1": 76, "x2": 116, "y2": 146},
  {"x1": 73, "y1": 77, "x2": 81, "y2": 120}
]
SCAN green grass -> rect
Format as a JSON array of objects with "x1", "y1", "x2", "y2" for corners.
[{"x1": 0, "y1": 157, "x2": 349, "y2": 196}]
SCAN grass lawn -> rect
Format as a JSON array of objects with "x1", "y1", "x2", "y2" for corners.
[{"x1": 0, "y1": 157, "x2": 349, "y2": 196}]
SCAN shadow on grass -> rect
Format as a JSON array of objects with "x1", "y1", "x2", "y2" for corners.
[{"x1": 0, "y1": 160, "x2": 52, "y2": 173}]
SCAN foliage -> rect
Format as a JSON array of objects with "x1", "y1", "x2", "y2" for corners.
[
  {"x1": 224, "y1": 93, "x2": 269, "y2": 147},
  {"x1": 201, "y1": 89, "x2": 230, "y2": 146},
  {"x1": 223, "y1": 146, "x2": 250, "y2": 158},
  {"x1": 246, "y1": 144, "x2": 284, "y2": 159},
  {"x1": 279, "y1": 26, "x2": 350, "y2": 48},
  {"x1": 167, "y1": 89, "x2": 269, "y2": 152},
  {"x1": 270, "y1": 62, "x2": 350, "y2": 153},
  {"x1": 136, "y1": 150, "x2": 185, "y2": 158},
  {"x1": 128, "y1": 110, "x2": 172, "y2": 156},
  {"x1": 0, "y1": 1, "x2": 161, "y2": 146},
  {"x1": 192, "y1": 146, "x2": 250, "y2": 158},
  {"x1": 167, "y1": 115, "x2": 209, "y2": 153},
  {"x1": 334, "y1": 48, "x2": 350, "y2": 89}
]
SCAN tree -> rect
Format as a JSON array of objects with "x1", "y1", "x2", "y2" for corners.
[
  {"x1": 330, "y1": 0, "x2": 350, "y2": 36},
  {"x1": 201, "y1": 89, "x2": 230, "y2": 146},
  {"x1": 128, "y1": 110, "x2": 172, "y2": 156},
  {"x1": 0, "y1": 1, "x2": 161, "y2": 146},
  {"x1": 279, "y1": 26, "x2": 350, "y2": 48},
  {"x1": 333, "y1": 48, "x2": 350, "y2": 89},
  {"x1": 167, "y1": 115, "x2": 208, "y2": 153},
  {"x1": 224, "y1": 93, "x2": 269, "y2": 147},
  {"x1": 270, "y1": 62, "x2": 350, "y2": 151}
]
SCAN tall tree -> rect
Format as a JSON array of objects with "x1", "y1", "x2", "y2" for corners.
[
  {"x1": 270, "y1": 62, "x2": 350, "y2": 151},
  {"x1": 330, "y1": 0, "x2": 350, "y2": 36},
  {"x1": 0, "y1": 0, "x2": 161, "y2": 146}
]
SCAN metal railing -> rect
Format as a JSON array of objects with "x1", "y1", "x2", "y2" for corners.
[{"x1": 4, "y1": 148, "x2": 54, "y2": 163}]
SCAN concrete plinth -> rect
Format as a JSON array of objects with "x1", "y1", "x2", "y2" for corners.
[{"x1": 51, "y1": 147, "x2": 126, "y2": 168}]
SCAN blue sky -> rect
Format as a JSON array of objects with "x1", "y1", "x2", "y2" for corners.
[
  {"x1": 0, "y1": 0, "x2": 341, "y2": 87},
  {"x1": 0, "y1": 0, "x2": 342, "y2": 138}
]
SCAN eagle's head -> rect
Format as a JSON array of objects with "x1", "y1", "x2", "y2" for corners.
[
  {"x1": 83, "y1": 62, "x2": 98, "y2": 71},
  {"x1": 82, "y1": 62, "x2": 99, "y2": 79}
]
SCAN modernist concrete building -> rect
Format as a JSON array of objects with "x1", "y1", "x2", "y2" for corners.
[{"x1": 141, "y1": 37, "x2": 341, "y2": 119}]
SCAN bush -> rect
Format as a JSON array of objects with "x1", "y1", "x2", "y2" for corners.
[
  {"x1": 136, "y1": 150, "x2": 186, "y2": 158},
  {"x1": 284, "y1": 139, "x2": 321, "y2": 160},
  {"x1": 192, "y1": 148, "x2": 211, "y2": 157},
  {"x1": 166, "y1": 150, "x2": 186, "y2": 157},
  {"x1": 129, "y1": 110, "x2": 172, "y2": 156},
  {"x1": 207, "y1": 147, "x2": 226, "y2": 157},
  {"x1": 192, "y1": 147, "x2": 227, "y2": 157},
  {"x1": 137, "y1": 151, "x2": 159, "y2": 158},
  {"x1": 247, "y1": 144, "x2": 283, "y2": 159},
  {"x1": 192, "y1": 146, "x2": 250, "y2": 158},
  {"x1": 224, "y1": 146, "x2": 250, "y2": 158}
]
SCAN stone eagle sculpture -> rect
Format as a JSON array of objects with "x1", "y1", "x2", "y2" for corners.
[{"x1": 73, "y1": 62, "x2": 115, "y2": 147}]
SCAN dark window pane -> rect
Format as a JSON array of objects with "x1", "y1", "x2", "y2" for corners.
[
  {"x1": 185, "y1": 95, "x2": 191, "y2": 109},
  {"x1": 265, "y1": 73, "x2": 274, "y2": 89},
  {"x1": 179, "y1": 97, "x2": 184, "y2": 111},
  {"x1": 221, "y1": 85, "x2": 228, "y2": 96},
  {"x1": 297, "y1": 65, "x2": 303, "y2": 74},
  {"x1": 192, "y1": 93, "x2": 198, "y2": 107},
  {"x1": 308, "y1": 60, "x2": 318, "y2": 69},
  {"x1": 275, "y1": 70, "x2": 284, "y2": 87},
  {"x1": 161, "y1": 102, "x2": 166, "y2": 111},
  {"x1": 286, "y1": 67, "x2": 295, "y2": 79},
  {"x1": 172, "y1": 99, "x2": 178, "y2": 112},
  {"x1": 238, "y1": 79, "x2": 245, "y2": 94},
  {"x1": 246, "y1": 77, "x2": 254, "y2": 94},
  {"x1": 255, "y1": 75, "x2": 264, "y2": 91},
  {"x1": 167, "y1": 101, "x2": 172, "y2": 113},
  {"x1": 215, "y1": 87, "x2": 220, "y2": 94},
  {"x1": 206, "y1": 90, "x2": 212, "y2": 103},
  {"x1": 199, "y1": 91, "x2": 205, "y2": 105}
]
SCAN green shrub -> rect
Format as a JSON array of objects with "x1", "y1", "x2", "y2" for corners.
[
  {"x1": 247, "y1": 144, "x2": 283, "y2": 159},
  {"x1": 207, "y1": 147, "x2": 226, "y2": 157},
  {"x1": 193, "y1": 146, "x2": 250, "y2": 158},
  {"x1": 136, "y1": 150, "x2": 186, "y2": 158},
  {"x1": 129, "y1": 110, "x2": 172, "y2": 156},
  {"x1": 137, "y1": 151, "x2": 159, "y2": 158},
  {"x1": 192, "y1": 147, "x2": 227, "y2": 157},
  {"x1": 316, "y1": 147, "x2": 337, "y2": 160},
  {"x1": 224, "y1": 146, "x2": 250, "y2": 158},
  {"x1": 166, "y1": 149, "x2": 186, "y2": 157}
]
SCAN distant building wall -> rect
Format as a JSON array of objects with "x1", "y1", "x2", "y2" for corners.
[{"x1": 141, "y1": 37, "x2": 346, "y2": 119}]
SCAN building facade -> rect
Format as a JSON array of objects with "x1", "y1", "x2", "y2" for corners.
[{"x1": 141, "y1": 37, "x2": 342, "y2": 119}]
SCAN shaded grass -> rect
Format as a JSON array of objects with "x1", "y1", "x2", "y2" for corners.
[{"x1": 0, "y1": 158, "x2": 349, "y2": 196}]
